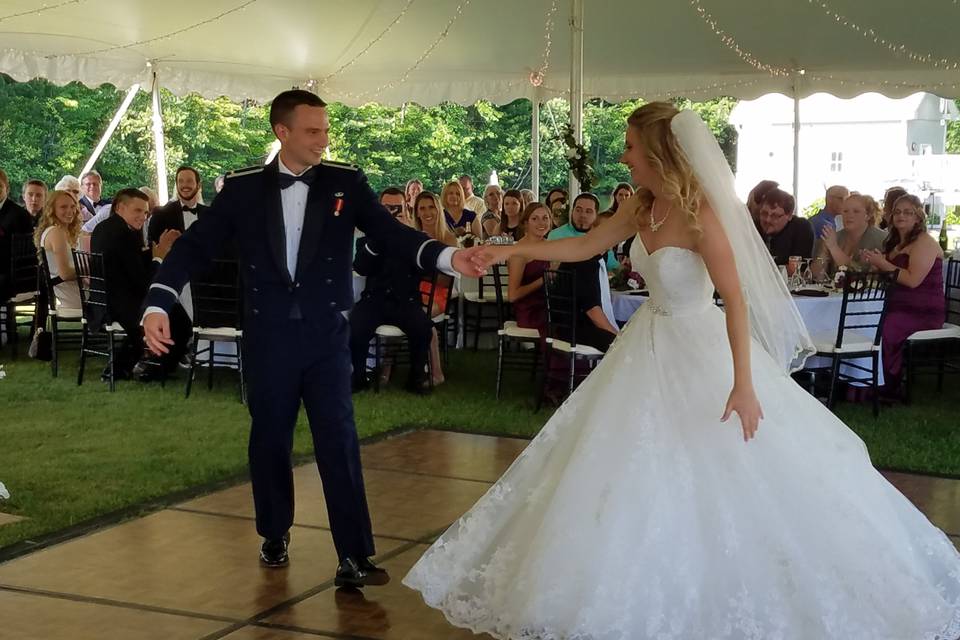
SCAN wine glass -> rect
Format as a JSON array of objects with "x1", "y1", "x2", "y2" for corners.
[{"x1": 801, "y1": 258, "x2": 814, "y2": 286}]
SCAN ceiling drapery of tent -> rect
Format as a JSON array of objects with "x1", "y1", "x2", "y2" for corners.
[{"x1": 1, "y1": 0, "x2": 959, "y2": 104}]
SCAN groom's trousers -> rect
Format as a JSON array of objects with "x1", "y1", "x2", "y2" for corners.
[{"x1": 243, "y1": 310, "x2": 376, "y2": 561}]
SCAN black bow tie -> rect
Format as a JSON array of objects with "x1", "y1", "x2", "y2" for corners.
[
  {"x1": 278, "y1": 169, "x2": 316, "y2": 190},
  {"x1": 182, "y1": 205, "x2": 196, "y2": 213}
]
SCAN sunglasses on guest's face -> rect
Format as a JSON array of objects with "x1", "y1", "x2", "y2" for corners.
[{"x1": 384, "y1": 204, "x2": 404, "y2": 216}]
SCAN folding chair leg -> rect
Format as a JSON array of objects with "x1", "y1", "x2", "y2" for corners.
[
  {"x1": 185, "y1": 339, "x2": 200, "y2": 398},
  {"x1": 207, "y1": 342, "x2": 216, "y2": 391},
  {"x1": 871, "y1": 352, "x2": 880, "y2": 418},
  {"x1": 108, "y1": 332, "x2": 116, "y2": 392},
  {"x1": 495, "y1": 335, "x2": 504, "y2": 399},
  {"x1": 77, "y1": 328, "x2": 87, "y2": 386},
  {"x1": 568, "y1": 353, "x2": 575, "y2": 397},
  {"x1": 826, "y1": 355, "x2": 841, "y2": 409},
  {"x1": 374, "y1": 336, "x2": 382, "y2": 394},
  {"x1": 236, "y1": 339, "x2": 247, "y2": 404},
  {"x1": 51, "y1": 317, "x2": 59, "y2": 378},
  {"x1": 535, "y1": 349, "x2": 550, "y2": 412},
  {"x1": 904, "y1": 344, "x2": 914, "y2": 406}
]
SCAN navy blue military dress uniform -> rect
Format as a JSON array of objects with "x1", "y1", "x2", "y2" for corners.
[{"x1": 143, "y1": 157, "x2": 450, "y2": 562}]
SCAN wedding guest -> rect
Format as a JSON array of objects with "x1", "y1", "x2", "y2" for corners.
[
  {"x1": 405, "y1": 179, "x2": 423, "y2": 219},
  {"x1": 746, "y1": 179, "x2": 778, "y2": 231},
  {"x1": 441, "y1": 180, "x2": 481, "y2": 238},
  {"x1": 480, "y1": 184, "x2": 502, "y2": 240},
  {"x1": 813, "y1": 192, "x2": 887, "y2": 278},
  {"x1": 458, "y1": 174, "x2": 486, "y2": 215},
  {"x1": 414, "y1": 190, "x2": 456, "y2": 384},
  {"x1": 558, "y1": 251, "x2": 619, "y2": 353},
  {"x1": 0, "y1": 168, "x2": 34, "y2": 303},
  {"x1": 545, "y1": 187, "x2": 568, "y2": 228},
  {"x1": 548, "y1": 192, "x2": 620, "y2": 271},
  {"x1": 416, "y1": 190, "x2": 457, "y2": 247},
  {"x1": 808, "y1": 185, "x2": 849, "y2": 240},
  {"x1": 758, "y1": 188, "x2": 814, "y2": 265},
  {"x1": 82, "y1": 184, "x2": 161, "y2": 237},
  {"x1": 350, "y1": 193, "x2": 436, "y2": 394},
  {"x1": 91, "y1": 188, "x2": 189, "y2": 380},
  {"x1": 34, "y1": 190, "x2": 82, "y2": 310},
  {"x1": 861, "y1": 194, "x2": 945, "y2": 399},
  {"x1": 520, "y1": 189, "x2": 536, "y2": 210},
  {"x1": 79, "y1": 170, "x2": 111, "y2": 221},
  {"x1": 603, "y1": 182, "x2": 634, "y2": 215},
  {"x1": 21, "y1": 179, "x2": 47, "y2": 226},
  {"x1": 148, "y1": 166, "x2": 208, "y2": 245},
  {"x1": 507, "y1": 202, "x2": 552, "y2": 335},
  {"x1": 379, "y1": 186, "x2": 412, "y2": 226},
  {"x1": 54, "y1": 175, "x2": 82, "y2": 202},
  {"x1": 880, "y1": 186, "x2": 908, "y2": 231},
  {"x1": 496, "y1": 189, "x2": 524, "y2": 241}
]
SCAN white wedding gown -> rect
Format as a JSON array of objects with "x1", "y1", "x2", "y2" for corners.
[{"x1": 404, "y1": 235, "x2": 960, "y2": 640}]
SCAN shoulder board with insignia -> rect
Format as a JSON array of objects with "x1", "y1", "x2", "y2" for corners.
[
  {"x1": 321, "y1": 159, "x2": 360, "y2": 172},
  {"x1": 225, "y1": 165, "x2": 265, "y2": 179}
]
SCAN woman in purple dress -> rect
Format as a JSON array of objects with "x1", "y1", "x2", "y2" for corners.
[
  {"x1": 507, "y1": 202, "x2": 553, "y2": 334},
  {"x1": 862, "y1": 194, "x2": 946, "y2": 398}
]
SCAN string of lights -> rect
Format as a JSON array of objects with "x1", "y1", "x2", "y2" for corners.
[
  {"x1": 688, "y1": 0, "x2": 792, "y2": 77},
  {"x1": 806, "y1": 0, "x2": 960, "y2": 70},
  {"x1": 529, "y1": 0, "x2": 561, "y2": 87},
  {"x1": 75, "y1": 0, "x2": 261, "y2": 56},
  {"x1": 0, "y1": 0, "x2": 87, "y2": 24}
]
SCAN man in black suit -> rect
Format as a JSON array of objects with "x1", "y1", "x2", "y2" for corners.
[
  {"x1": 142, "y1": 90, "x2": 483, "y2": 587},
  {"x1": 79, "y1": 170, "x2": 111, "y2": 220},
  {"x1": 91, "y1": 188, "x2": 189, "y2": 379},
  {"x1": 350, "y1": 187, "x2": 434, "y2": 394},
  {"x1": 0, "y1": 168, "x2": 34, "y2": 303},
  {"x1": 148, "y1": 166, "x2": 208, "y2": 245}
]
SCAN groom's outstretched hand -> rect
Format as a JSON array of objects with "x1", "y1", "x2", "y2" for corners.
[
  {"x1": 143, "y1": 311, "x2": 174, "y2": 355},
  {"x1": 451, "y1": 246, "x2": 488, "y2": 277}
]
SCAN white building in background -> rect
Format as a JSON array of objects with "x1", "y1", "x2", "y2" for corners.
[{"x1": 730, "y1": 92, "x2": 960, "y2": 215}]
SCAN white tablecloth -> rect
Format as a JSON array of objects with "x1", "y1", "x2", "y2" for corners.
[{"x1": 610, "y1": 290, "x2": 884, "y2": 383}]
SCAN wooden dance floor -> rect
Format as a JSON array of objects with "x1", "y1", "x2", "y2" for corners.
[{"x1": 0, "y1": 430, "x2": 958, "y2": 639}]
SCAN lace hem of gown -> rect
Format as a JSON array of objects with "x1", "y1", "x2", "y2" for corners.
[{"x1": 404, "y1": 584, "x2": 960, "y2": 640}]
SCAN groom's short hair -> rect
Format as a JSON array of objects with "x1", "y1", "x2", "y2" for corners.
[{"x1": 270, "y1": 90, "x2": 327, "y2": 130}]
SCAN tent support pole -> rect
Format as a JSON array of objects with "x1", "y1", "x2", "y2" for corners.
[
  {"x1": 531, "y1": 86, "x2": 540, "y2": 198},
  {"x1": 151, "y1": 71, "x2": 169, "y2": 204},
  {"x1": 792, "y1": 70, "x2": 803, "y2": 205},
  {"x1": 568, "y1": 0, "x2": 584, "y2": 198},
  {"x1": 82, "y1": 83, "x2": 140, "y2": 177}
]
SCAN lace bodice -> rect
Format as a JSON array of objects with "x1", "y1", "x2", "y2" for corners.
[{"x1": 629, "y1": 234, "x2": 714, "y2": 317}]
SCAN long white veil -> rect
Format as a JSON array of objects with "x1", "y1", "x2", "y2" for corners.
[{"x1": 671, "y1": 110, "x2": 815, "y2": 373}]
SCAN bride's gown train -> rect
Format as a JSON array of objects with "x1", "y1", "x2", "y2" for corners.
[{"x1": 403, "y1": 235, "x2": 960, "y2": 640}]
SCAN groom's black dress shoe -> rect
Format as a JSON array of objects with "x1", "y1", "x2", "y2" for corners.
[
  {"x1": 259, "y1": 532, "x2": 290, "y2": 568},
  {"x1": 334, "y1": 556, "x2": 390, "y2": 588}
]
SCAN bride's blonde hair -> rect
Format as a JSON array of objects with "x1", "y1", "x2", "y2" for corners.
[{"x1": 625, "y1": 102, "x2": 704, "y2": 235}]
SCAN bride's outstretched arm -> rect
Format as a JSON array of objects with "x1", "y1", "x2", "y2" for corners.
[
  {"x1": 474, "y1": 203, "x2": 637, "y2": 268},
  {"x1": 697, "y1": 203, "x2": 764, "y2": 442}
]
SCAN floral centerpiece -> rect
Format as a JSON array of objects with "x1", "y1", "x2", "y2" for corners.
[{"x1": 562, "y1": 124, "x2": 596, "y2": 193}]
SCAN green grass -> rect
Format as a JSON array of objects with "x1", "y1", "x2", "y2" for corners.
[{"x1": 0, "y1": 344, "x2": 958, "y2": 554}]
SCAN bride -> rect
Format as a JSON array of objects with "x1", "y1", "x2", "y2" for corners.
[{"x1": 402, "y1": 102, "x2": 960, "y2": 639}]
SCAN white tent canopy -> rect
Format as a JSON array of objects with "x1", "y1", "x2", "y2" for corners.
[{"x1": 2, "y1": 0, "x2": 960, "y2": 105}]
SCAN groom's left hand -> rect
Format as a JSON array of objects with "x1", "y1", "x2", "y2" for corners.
[{"x1": 451, "y1": 246, "x2": 487, "y2": 277}]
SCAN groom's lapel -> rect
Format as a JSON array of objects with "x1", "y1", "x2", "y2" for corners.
[{"x1": 295, "y1": 168, "x2": 330, "y2": 279}]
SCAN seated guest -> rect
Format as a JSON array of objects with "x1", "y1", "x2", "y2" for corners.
[
  {"x1": 416, "y1": 190, "x2": 458, "y2": 248},
  {"x1": 21, "y1": 179, "x2": 47, "y2": 227},
  {"x1": 441, "y1": 180, "x2": 481, "y2": 238},
  {"x1": 148, "y1": 166, "x2": 208, "y2": 245},
  {"x1": 558, "y1": 252, "x2": 619, "y2": 353},
  {"x1": 507, "y1": 202, "x2": 553, "y2": 334},
  {"x1": 79, "y1": 170, "x2": 111, "y2": 221},
  {"x1": 746, "y1": 179, "x2": 778, "y2": 232},
  {"x1": 458, "y1": 174, "x2": 486, "y2": 216},
  {"x1": 879, "y1": 186, "x2": 908, "y2": 231},
  {"x1": 82, "y1": 184, "x2": 160, "y2": 238},
  {"x1": 861, "y1": 194, "x2": 946, "y2": 399},
  {"x1": 758, "y1": 188, "x2": 814, "y2": 265},
  {"x1": 379, "y1": 186, "x2": 412, "y2": 226},
  {"x1": 0, "y1": 168, "x2": 34, "y2": 303},
  {"x1": 548, "y1": 192, "x2": 620, "y2": 272},
  {"x1": 808, "y1": 185, "x2": 849, "y2": 240},
  {"x1": 349, "y1": 190, "x2": 438, "y2": 395},
  {"x1": 545, "y1": 187, "x2": 568, "y2": 228},
  {"x1": 496, "y1": 189, "x2": 525, "y2": 241},
  {"x1": 90, "y1": 188, "x2": 190, "y2": 380},
  {"x1": 602, "y1": 182, "x2": 634, "y2": 216},
  {"x1": 520, "y1": 189, "x2": 536, "y2": 210},
  {"x1": 34, "y1": 190, "x2": 82, "y2": 310},
  {"x1": 54, "y1": 175, "x2": 83, "y2": 203},
  {"x1": 480, "y1": 184, "x2": 502, "y2": 240},
  {"x1": 404, "y1": 178, "x2": 423, "y2": 220},
  {"x1": 813, "y1": 192, "x2": 887, "y2": 278}
]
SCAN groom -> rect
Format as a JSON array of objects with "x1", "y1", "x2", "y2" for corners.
[{"x1": 142, "y1": 90, "x2": 482, "y2": 587}]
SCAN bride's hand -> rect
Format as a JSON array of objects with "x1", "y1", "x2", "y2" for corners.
[
  {"x1": 722, "y1": 385, "x2": 764, "y2": 442},
  {"x1": 472, "y1": 244, "x2": 515, "y2": 271}
]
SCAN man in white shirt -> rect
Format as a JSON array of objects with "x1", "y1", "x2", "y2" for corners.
[{"x1": 458, "y1": 174, "x2": 486, "y2": 214}]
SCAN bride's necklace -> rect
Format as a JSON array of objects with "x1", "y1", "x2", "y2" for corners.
[{"x1": 650, "y1": 200, "x2": 672, "y2": 233}]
